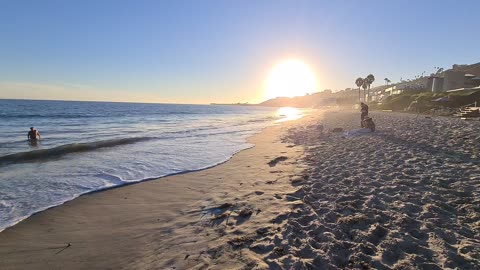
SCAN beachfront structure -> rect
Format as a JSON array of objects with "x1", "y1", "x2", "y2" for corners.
[
  {"x1": 382, "y1": 78, "x2": 428, "y2": 100},
  {"x1": 427, "y1": 62, "x2": 480, "y2": 92},
  {"x1": 358, "y1": 62, "x2": 480, "y2": 103},
  {"x1": 384, "y1": 85, "x2": 402, "y2": 96},
  {"x1": 368, "y1": 85, "x2": 390, "y2": 101},
  {"x1": 427, "y1": 75, "x2": 444, "y2": 92}
]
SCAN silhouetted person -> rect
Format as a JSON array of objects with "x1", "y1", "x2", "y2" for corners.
[
  {"x1": 27, "y1": 127, "x2": 41, "y2": 141},
  {"x1": 360, "y1": 103, "x2": 369, "y2": 127}
]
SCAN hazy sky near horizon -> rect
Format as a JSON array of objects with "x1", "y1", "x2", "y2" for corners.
[{"x1": 1, "y1": 0, "x2": 479, "y2": 104}]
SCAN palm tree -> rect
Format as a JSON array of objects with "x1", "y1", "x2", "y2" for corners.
[
  {"x1": 384, "y1": 78, "x2": 389, "y2": 86},
  {"x1": 362, "y1": 81, "x2": 368, "y2": 101},
  {"x1": 355, "y1": 77, "x2": 364, "y2": 102},
  {"x1": 365, "y1": 74, "x2": 375, "y2": 101}
]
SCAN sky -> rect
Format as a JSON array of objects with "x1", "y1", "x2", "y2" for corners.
[{"x1": 1, "y1": 0, "x2": 479, "y2": 104}]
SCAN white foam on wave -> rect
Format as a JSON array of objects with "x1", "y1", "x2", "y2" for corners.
[{"x1": 0, "y1": 102, "x2": 310, "y2": 232}]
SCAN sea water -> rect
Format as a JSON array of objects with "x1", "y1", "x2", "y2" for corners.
[{"x1": 0, "y1": 99, "x2": 305, "y2": 231}]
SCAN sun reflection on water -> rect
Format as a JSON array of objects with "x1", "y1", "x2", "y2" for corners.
[{"x1": 275, "y1": 107, "x2": 304, "y2": 122}]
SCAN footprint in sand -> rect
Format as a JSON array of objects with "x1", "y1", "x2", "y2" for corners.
[{"x1": 268, "y1": 156, "x2": 288, "y2": 167}]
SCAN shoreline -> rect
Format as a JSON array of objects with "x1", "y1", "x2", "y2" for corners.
[
  {"x1": 0, "y1": 109, "x2": 291, "y2": 233},
  {"x1": 0, "y1": 144, "x2": 256, "y2": 233},
  {"x1": 0, "y1": 112, "x2": 318, "y2": 269},
  {"x1": 3, "y1": 109, "x2": 477, "y2": 269}
]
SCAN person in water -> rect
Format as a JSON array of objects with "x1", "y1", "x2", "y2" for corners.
[
  {"x1": 360, "y1": 102, "x2": 369, "y2": 128},
  {"x1": 27, "y1": 127, "x2": 41, "y2": 141}
]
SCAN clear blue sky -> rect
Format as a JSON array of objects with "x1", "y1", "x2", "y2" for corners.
[{"x1": 1, "y1": 0, "x2": 479, "y2": 103}]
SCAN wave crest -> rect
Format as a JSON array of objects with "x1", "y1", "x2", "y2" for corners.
[{"x1": 0, "y1": 137, "x2": 153, "y2": 166}]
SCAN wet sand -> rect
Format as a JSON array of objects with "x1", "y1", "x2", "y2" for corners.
[{"x1": 0, "y1": 113, "x2": 312, "y2": 270}]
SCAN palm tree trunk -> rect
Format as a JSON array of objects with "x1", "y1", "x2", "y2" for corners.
[{"x1": 367, "y1": 85, "x2": 370, "y2": 101}]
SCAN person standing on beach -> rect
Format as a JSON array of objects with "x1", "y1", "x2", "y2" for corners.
[
  {"x1": 27, "y1": 127, "x2": 41, "y2": 141},
  {"x1": 360, "y1": 102, "x2": 369, "y2": 127}
]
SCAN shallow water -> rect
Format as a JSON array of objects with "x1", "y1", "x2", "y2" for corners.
[{"x1": 0, "y1": 99, "x2": 305, "y2": 231}]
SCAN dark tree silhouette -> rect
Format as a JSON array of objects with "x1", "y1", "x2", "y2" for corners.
[
  {"x1": 355, "y1": 77, "x2": 364, "y2": 102},
  {"x1": 365, "y1": 74, "x2": 375, "y2": 101}
]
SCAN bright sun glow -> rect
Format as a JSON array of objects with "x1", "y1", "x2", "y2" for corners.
[
  {"x1": 265, "y1": 59, "x2": 318, "y2": 99},
  {"x1": 275, "y1": 107, "x2": 303, "y2": 122}
]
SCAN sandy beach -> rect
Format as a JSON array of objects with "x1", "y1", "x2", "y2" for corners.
[
  {"x1": 278, "y1": 110, "x2": 480, "y2": 269},
  {"x1": 2, "y1": 1, "x2": 480, "y2": 269},
  {"x1": 0, "y1": 114, "x2": 311, "y2": 270},
  {"x1": 1, "y1": 110, "x2": 480, "y2": 269}
]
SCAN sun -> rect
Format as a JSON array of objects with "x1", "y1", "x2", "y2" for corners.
[{"x1": 265, "y1": 59, "x2": 318, "y2": 99}]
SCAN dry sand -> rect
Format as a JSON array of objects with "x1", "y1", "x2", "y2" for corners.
[
  {"x1": 276, "y1": 110, "x2": 480, "y2": 269},
  {"x1": 1, "y1": 110, "x2": 480, "y2": 270}
]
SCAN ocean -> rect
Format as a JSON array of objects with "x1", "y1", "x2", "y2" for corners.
[{"x1": 0, "y1": 99, "x2": 305, "y2": 231}]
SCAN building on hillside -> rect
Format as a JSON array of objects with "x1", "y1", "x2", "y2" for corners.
[
  {"x1": 452, "y1": 63, "x2": 480, "y2": 76},
  {"x1": 368, "y1": 85, "x2": 390, "y2": 102},
  {"x1": 366, "y1": 62, "x2": 480, "y2": 101},
  {"x1": 427, "y1": 76, "x2": 444, "y2": 92},
  {"x1": 443, "y1": 70, "x2": 468, "y2": 91},
  {"x1": 384, "y1": 85, "x2": 404, "y2": 97},
  {"x1": 382, "y1": 77, "x2": 428, "y2": 99},
  {"x1": 427, "y1": 62, "x2": 480, "y2": 92}
]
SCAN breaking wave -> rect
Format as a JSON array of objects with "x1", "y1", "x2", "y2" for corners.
[{"x1": 0, "y1": 137, "x2": 153, "y2": 165}]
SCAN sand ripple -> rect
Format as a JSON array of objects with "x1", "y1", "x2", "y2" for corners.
[{"x1": 253, "y1": 111, "x2": 480, "y2": 269}]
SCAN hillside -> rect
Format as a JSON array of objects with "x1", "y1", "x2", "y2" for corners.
[{"x1": 259, "y1": 89, "x2": 358, "y2": 108}]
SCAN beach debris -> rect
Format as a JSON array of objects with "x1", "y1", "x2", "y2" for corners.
[
  {"x1": 184, "y1": 254, "x2": 190, "y2": 260},
  {"x1": 254, "y1": 191, "x2": 264, "y2": 195},
  {"x1": 268, "y1": 156, "x2": 288, "y2": 167},
  {"x1": 54, "y1": 243, "x2": 71, "y2": 255},
  {"x1": 332, "y1": 127, "x2": 344, "y2": 132}
]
